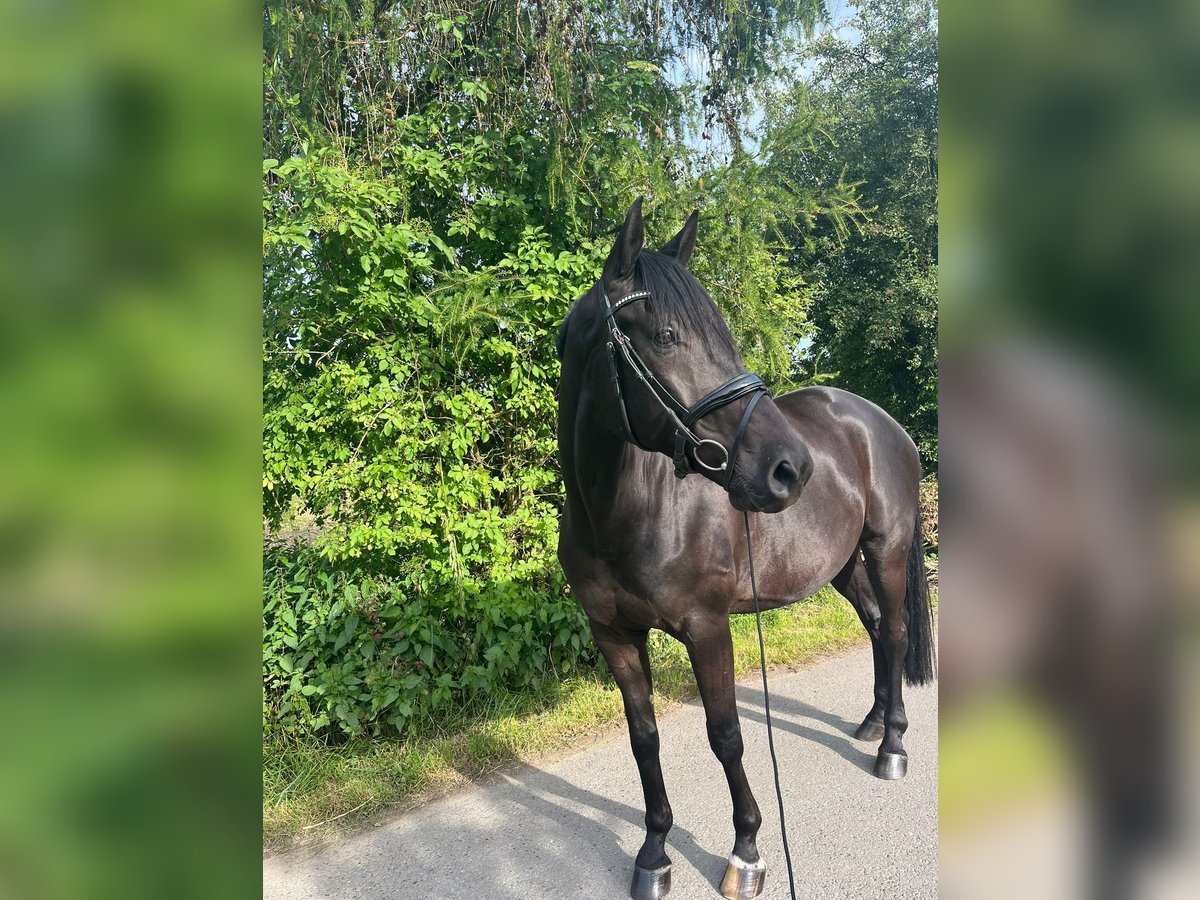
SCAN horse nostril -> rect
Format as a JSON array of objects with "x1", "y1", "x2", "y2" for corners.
[{"x1": 770, "y1": 459, "x2": 799, "y2": 497}]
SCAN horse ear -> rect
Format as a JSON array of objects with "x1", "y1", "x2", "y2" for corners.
[
  {"x1": 602, "y1": 197, "x2": 644, "y2": 297},
  {"x1": 660, "y1": 210, "x2": 698, "y2": 267}
]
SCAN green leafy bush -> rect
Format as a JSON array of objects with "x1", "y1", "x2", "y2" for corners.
[
  {"x1": 262, "y1": 152, "x2": 608, "y2": 738},
  {"x1": 263, "y1": 548, "x2": 593, "y2": 738}
]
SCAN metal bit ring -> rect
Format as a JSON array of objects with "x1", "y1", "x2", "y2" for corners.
[{"x1": 692, "y1": 438, "x2": 730, "y2": 473}]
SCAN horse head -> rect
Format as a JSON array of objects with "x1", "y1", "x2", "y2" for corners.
[{"x1": 561, "y1": 198, "x2": 812, "y2": 513}]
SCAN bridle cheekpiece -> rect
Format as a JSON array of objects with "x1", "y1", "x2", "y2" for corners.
[{"x1": 602, "y1": 288, "x2": 769, "y2": 486}]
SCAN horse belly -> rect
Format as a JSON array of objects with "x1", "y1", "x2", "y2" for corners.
[{"x1": 728, "y1": 555, "x2": 846, "y2": 614}]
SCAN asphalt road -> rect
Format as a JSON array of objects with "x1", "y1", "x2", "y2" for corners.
[{"x1": 264, "y1": 644, "x2": 938, "y2": 899}]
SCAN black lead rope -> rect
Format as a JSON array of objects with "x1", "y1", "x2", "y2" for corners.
[{"x1": 744, "y1": 510, "x2": 798, "y2": 900}]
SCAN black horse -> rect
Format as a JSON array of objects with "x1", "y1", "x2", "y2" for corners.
[{"x1": 555, "y1": 200, "x2": 935, "y2": 900}]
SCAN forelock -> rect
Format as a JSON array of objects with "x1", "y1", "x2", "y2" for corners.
[{"x1": 633, "y1": 251, "x2": 739, "y2": 357}]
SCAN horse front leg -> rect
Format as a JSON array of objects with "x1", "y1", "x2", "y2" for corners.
[
  {"x1": 589, "y1": 621, "x2": 674, "y2": 900},
  {"x1": 682, "y1": 617, "x2": 766, "y2": 900}
]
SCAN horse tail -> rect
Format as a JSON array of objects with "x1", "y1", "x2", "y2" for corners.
[{"x1": 903, "y1": 512, "x2": 936, "y2": 686}]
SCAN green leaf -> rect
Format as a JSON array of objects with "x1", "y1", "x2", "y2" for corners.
[{"x1": 427, "y1": 233, "x2": 455, "y2": 265}]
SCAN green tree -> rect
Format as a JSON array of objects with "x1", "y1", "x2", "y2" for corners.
[{"x1": 775, "y1": 0, "x2": 938, "y2": 466}]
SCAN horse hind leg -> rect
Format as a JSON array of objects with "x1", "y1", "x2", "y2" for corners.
[
  {"x1": 859, "y1": 536, "x2": 914, "y2": 780},
  {"x1": 831, "y1": 551, "x2": 888, "y2": 742},
  {"x1": 588, "y1": 621, "x2": 674, "y2": 900}
]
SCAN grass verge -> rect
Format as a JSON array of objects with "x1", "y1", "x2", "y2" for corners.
[{"x1": 263, "y1": 586, "x2": 864, "y2": 851}]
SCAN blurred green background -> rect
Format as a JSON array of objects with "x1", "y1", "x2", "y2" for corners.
[
  {"x1": 941, "y1": 0, "x2": 1200, "y2": 438},
  {"x1": 0, "y1": 1, "x2": 261, "y2": 897},
  {"x1": 940, "y1": 0, "x2": 1200, "y2": 896}
]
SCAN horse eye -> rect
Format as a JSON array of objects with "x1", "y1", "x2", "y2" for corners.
[{"x1": 654, "y1": 327, "x2": 676, "y2": 347}]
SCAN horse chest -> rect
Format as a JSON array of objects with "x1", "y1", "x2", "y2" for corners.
[{"x1": 563, "y1": 519, "x2": 739, "y2": 634}]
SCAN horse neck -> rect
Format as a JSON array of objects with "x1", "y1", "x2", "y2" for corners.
[{"x1": 560, "y1": 379, "x2": 656, "y2": 555}]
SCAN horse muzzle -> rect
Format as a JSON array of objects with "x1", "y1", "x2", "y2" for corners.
[{"x1": 729, "y1": 443, "x2": 811, "y2": 513}]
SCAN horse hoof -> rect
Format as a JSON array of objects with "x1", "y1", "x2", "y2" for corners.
[
  {"x1": 874, "y1": 750, "x2": 908, "y2": 780},
  {"x1": 854, "y1": 720, "x2": 885, "y2": 742},
  {"x1": 630, "y1": 864, "x2": 671, "y2": 900},
  {"x1": 719, "y1": 854, "x2": 766, "y2": 900}
]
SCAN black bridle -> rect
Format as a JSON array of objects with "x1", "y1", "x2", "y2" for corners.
[{"x1": 603, "y1": 288, "x2": 769, "y2": 486}]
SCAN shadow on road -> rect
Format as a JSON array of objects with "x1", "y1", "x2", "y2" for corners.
[
  {"x1": 267, "y1": 648, "x2": 940, "y2": 900},
  {"x1": 506, "y1": 767, "x2": 729, "y2": 885},
  {"x1": 290, "y1": 758, "x2": 728, "y2": 900},
  {"x1": 735, "y1": 684, "x2": 878, "y2": 775}
]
